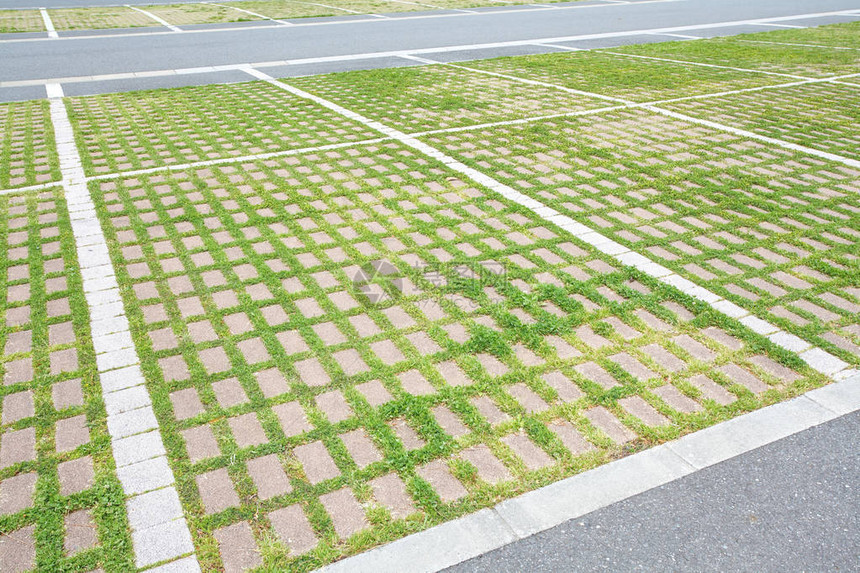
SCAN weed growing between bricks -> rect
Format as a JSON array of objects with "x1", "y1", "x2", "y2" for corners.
[
  {"x1": 0, "y1": 189, "x2": 134, "y2": 572},
  {"x1": 89, "y1": 140, "x2": 825, "y2": 570}
]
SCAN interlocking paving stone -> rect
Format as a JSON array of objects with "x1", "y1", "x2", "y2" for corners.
[
  {"x1": 549, "y1": 420, "x2": 597, "y2": 456},
  {"x1": 432, "y1": 405, "x2": 470, "y2": 438},
  {"x1": 182, "y1": 425, "x2": 220, "y2": 462},
  {"x1": 247, "y1": 454, "x2": 292, "y2": 500},
  {"x1": 652, "y1": 385, "x2": 703, "y2": 414},
  {"x1": 294, "y1": 441, "x2": 340, "y2": 484},
  {"x1": 508, "y1": 383, "x2": 550, "y2": 413},
  {"x1": 719, "y1": 363, "x2": 769, "y2": 395},
  {"x1": 57, "y1": 456, "x2": 95, "y2": 496},
  {"x1": 688, "y1": 374, "x2": 737, "y2": 406},
  {"x1": 64, "y1": 508, "x2": 98, "y2": 555},
  {"x1": 0, "y1": 427, "x2": 36, "y2": 468},
  {"x1": 618, "y1": 396, "x2": 671, "y2": 427},
  {"x1": 319, "y1": 488, "x2": 369, "y2": 539},
  {"x1": 228, "y1": 412, "x2": 268, "y2": 448},
  {"x1": 417, "y1": 459, "x2": 468, "y2": 502},
  {"x1": 0, "y1": 472, "x2": 36, "y2": 515},
  {"x1": 502, "y1": 434, "x2": 554, "y2": 470},
  {"x1": 269, "y1": 505, "x2": 318, "y2": 556},
  {"x1": 340, "y1": 429, "x2": 382, "y2": 468},
  {"x1": 0, "y1": 525, "x2": 35, "y2": 573},
  {"x1": 196, "y1": 468, "x2": 239, "y2": 514},
  {"x1": 214, "y1": 521, "x2": 262, "y2": 573},
  {"x1": 584, "y1": 406, "x2": 637, "y2": 444},
  {"x1": 370, "y1": 473, "x2": 416, "y2": 519},
  {"x1": 461, "y1": 444, "x2": 513, "y2": 484}
]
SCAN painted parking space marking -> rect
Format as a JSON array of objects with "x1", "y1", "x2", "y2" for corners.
[
  {"x1": 39, "y1": 7, "x2": 58, "y2": 37},
  {"x1": 126, "y1": 3, "x2": 183, "y2": 31}
]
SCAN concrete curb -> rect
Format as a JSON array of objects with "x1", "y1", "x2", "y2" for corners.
[{"x1": 318, "y1": 374, "x2": 860, "y2": 573}]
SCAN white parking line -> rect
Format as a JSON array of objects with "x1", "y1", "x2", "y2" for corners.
[
  {"x1": 293, "y1": 0, "x2": 388, "y2": 17},
  {"x1": 207, "y1": 2, "x2": 294, "y2": 25},
  {"x1": 434, "y1": 58, "x2": 860, "y2": 169},
  {"x1": 386, "y1": 0, "x2": 478, "y2": 13},
  {"x1": 752, "y1": 22, "x2": 805, "y2": 29},
  {"x1": 241, "y1": 66, "x2": 856, "y2": 380},
  {"x1": 594, "y1": 49, "x2": 813, "y2": 79},
  {"x1": 651, "y1": 32, "x2": 701, "y2": 39},
  {"x1": 45, "y1": 82, "x2": 198, "y2": 571},
  {"x1": 737, "y1": 39, "x2": 860, "y2": 51},
  {"x1": 39, "y1": 7, "x2": 58, "y2": 38},
  {"x1": 126, "y1": 4, "x2": 183, "y2": 31}
]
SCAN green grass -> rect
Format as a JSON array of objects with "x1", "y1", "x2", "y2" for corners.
[
  {"x1": 49, "y1": 7, "x2": 159, "y2": 31},
  {"x1": 419, "y1": 108, "x2": 860, "y2": 364},
  {"x1": 0, "y1": 101, "x2": 61, "y2": 189},
  {"x1": 727, "y1": 20, "x2": 860, "y2": 50},
  {"x1": 0, "y1": 9, "x2": 45, "y2": 33},
  {"x1": 460, "y1": 49, "x2": 792, "y2": 102},
  {"x1": 287, "y1": 64, "x2": 610, "y2": 131},
  {"x1": 663, "y1": 81, "x2": 860, "y2": 160},
  {"x1": 89, "y1": 140, "x2": 823, "y2": 571},
  {"x1": 0, "y1": 188, "x2": 134, "y2": 572},
  {"x1": 64, "y1": 81, "x2": 379, "y2": 176},
  {"x1": 614, "y1": 32, "x2": 860, "y2": 78}
]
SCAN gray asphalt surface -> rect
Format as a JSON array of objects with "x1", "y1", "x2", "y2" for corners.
[
  {"x1": 447, "y1": 410, "x2": 860, "y2": 573},
  {"x1": 2, "y1": 0, "x2": 859, "y2": 88}
]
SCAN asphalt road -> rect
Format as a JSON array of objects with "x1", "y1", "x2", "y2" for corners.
[
  {"x1": 2, "y1": 0, "x2": 860, "y2": 81},
  {"x1": 447, "y1": 410, "x2": 860, "y2": 573}
]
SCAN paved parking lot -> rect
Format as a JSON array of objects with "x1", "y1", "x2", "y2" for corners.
[{"x1": 0, "y1": 12, "x2": 858, "y2": 573}]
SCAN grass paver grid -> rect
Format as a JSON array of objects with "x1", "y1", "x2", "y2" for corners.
[
  {"x1": 1, "y1": 101, "x2": 61, "y2": 190},
  {"x1": 143, "y1": 4, "x2": 262, "y2": 26},
  {"x1": 663, "y1": 81, "x2": 860, "y2": 161},
  {"x1": 450, "y1": 49, "x2": 796, "y2": 103},
  {"x1": 612, "y1": 30, "x2": 860, "y2": 79},
  {"x1": 419, "y1": 108, "x2": 860, "y2": 364},
  {"x1": 0, "y1": 188, "x2": 134, "y2": 572},
  {"x1": 47, "y1": 7, "x2": 158, "y2": 31},
  {"x1": 0, "y1": 10, "x2": 45, "y2": 33},
  {"x1": 65, "y1": 81, "x2": 379, "y2": 176},
  {"x1": 90, "y1": 139, "x2": 821, "y2": 571},
  {"x1": 741, "y1": 20, "x2": 860, "y2": 51},
  {"x1": 287, "y1": 64, "x2": 612, "y2": 132}
]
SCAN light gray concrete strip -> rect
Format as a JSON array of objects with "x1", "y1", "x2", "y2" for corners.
[
  {"x1": 320, "y1": 508, "x2": 518, "y2": 573},
  {"x1": 317, "y1": 375, "x2": 860, "y2": 572},
  {"x1": 665, "y1": 394, "x2": 837, "y2": 469},
  {"x1": 494, "y1": 443, "x2": 695, "y2": 538},
  {"x1": 805, "y1": 373, "x2": 860, "y2": 415},
  {"x1": 47, "y1": 82, "x2": 197, "y2": 570}
]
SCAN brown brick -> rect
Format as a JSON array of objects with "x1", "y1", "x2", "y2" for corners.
[
  {"x1": 269, "y1": 505, "x2": 317, "y2": 556},
  {"x1": 212, "y1": 378, "x2": 249, "y2": 408},
  {"x1": 507, "y1": 383, "x2": 549, "y2": 413},
  {"x1": 64, "y1": 509, "x2": 98, "y2": 555},
  {"x1": 0, "y1": 525, "x2": 35, "y2": 573},
  {"x1": 502, "y1": 434, "x2": 553, "y2": 470},
  {"x1": 460, "y1": 445, "x2": 512, "y2": 484},
  {"x1": 228, "y1": 413, "x2": 268, "y2": 448},
  {"x1": 182, "y1": 425, "x2": 220, "y2": 462},
  {"x1": 618, "y1": 396, "x2": 670, "y2": 427},
  {"x1": 55, "y1": 415, "x2": 90, "y2": 453},
  {"x1": 247, "y1": 454, "x2": 292, "y2": 500},
  {"x1": 320, "y1": 488, "x2": 368, "y2": 539},
  {"x1": 294, "y1": 441, "x2": 339, "y2": 484},
  {"x1": 272, "y1": 401, "x2": 312, "y2": 437},
  {"x1": 340, "y1": 430, "x2": 382, "y2": 469},
  {"x1": 169, "y1": 387, "x2": 204, "y2": 420},
  {"x1": 214, "y1": 521, "x2": 262, "y2": 573},
  {"x1": 652, "y1": 385, "x2": 702, "y2": 414},
  {"x1": 584, "y1": 406, "x2": 636, "y2": 444},
  {"x1": 196, "y1": 468, "x2": 239, "y2": 514},
  {"x1": 549, "y1": 421, "x2": 596, "y2": 456},
  {"x1": 370, "y1": 473, "x2": 415, "y2": 519},
  {"x1": 0, "y1": 472, "x2": 36, "y2": 515},
  {"x1": 2, "y1": 391, "x2": 34, "y2": 424},
  {"x1": 57, "y1": 456, "x2": 95, "y2": 496},
  {"x1": 417, "y1": 460, "x2": 467, "y2": 502}
]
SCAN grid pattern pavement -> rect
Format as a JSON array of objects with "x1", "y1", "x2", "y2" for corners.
[{"x1": 0, "y1": 20, "x2": 858, "y2": 573}]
